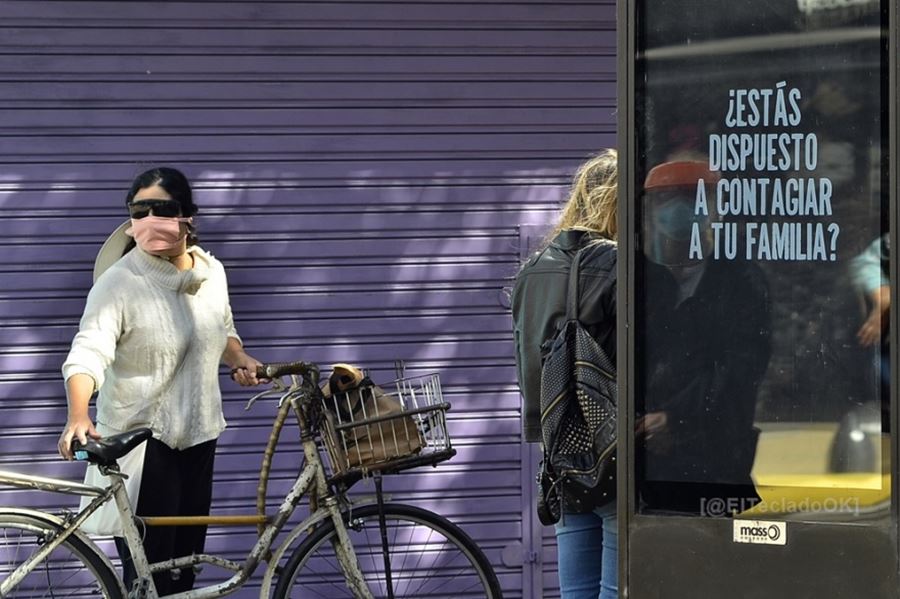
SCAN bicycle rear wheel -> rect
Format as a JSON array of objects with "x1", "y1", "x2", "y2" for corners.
[
  {"x1": 275, "y1": 503, "x2": 502, "y2": 598},
  {"x1": 0, "y1": 512, "x2": 123, "y2": 598}
]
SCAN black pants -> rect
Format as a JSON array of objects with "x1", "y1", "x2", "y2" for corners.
[{"x1": 115, "y1": 437, "x2": 217, "y2": 595}]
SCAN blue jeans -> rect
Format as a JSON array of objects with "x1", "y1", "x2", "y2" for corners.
[{"x1": 554, "y1": 500, "x2": 618, "y2": 599}]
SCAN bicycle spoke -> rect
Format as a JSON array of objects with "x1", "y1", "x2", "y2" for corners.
[
  {"x1": 297, "y1": 539, "x2": 354, "y2": 599},
  {"x1": 361, "y1": 517, "x2": 381, "y2": 595},
  {"x1": 403, "y1": 518, "x2": 434, "y2": 596},
  {"x1": 295, "y1": 569, "x2": 343, "y2": 599}
]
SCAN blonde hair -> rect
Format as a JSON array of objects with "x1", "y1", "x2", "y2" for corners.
[{"x1": 550, "y1": 149, "x2": 618, "y2": 242}]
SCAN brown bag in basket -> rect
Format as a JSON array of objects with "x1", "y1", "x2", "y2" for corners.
[{"x1": 322, "y1": 364, "x2": 424, "y2": 470}]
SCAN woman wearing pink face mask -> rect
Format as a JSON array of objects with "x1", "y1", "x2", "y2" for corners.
[{"x1": 58, "y1": 167, "x2": 264, "y2": 594}]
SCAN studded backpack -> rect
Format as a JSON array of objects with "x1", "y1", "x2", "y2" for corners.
[{"x1": 536, "y1": 246, "x2": 617, "y2": 526}]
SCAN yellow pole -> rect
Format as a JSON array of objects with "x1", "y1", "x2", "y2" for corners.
[{"x1": 142, "y1": 515, "x2": 268, "y2": 527}]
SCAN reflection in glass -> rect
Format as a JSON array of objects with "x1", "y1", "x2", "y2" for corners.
[
  {"x1": 635, "y1": 0, "x2": 889, "y2": 521},
  {"x1": 638, "y1": 161, "x2": 771, "y2": 514}
]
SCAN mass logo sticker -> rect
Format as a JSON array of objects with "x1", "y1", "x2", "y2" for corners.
[{"x1": 733, "y1": 520, "x2": 787, "y2": 546}]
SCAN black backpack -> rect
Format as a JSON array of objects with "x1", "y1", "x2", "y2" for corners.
[{"x1": 537, "y1": 246, "x2": 617, "y2": 526}]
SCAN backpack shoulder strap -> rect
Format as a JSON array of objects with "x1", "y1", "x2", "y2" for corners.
[{"x1": 566, "y1": 248, "x2": 584, "y2": 321}]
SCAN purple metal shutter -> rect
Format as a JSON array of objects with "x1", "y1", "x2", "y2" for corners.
[{"x1": 0, "y1": 2, "x2": 615, "y2": 597}]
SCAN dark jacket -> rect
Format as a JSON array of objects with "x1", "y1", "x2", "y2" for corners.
[
  {"x1": 511, "y1": 230, "x2": 617, "y2": 442},
  {"x1": 639, "y1": 258, "x2": 770, "y2": 512}
]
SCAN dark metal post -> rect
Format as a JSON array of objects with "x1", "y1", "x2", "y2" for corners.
[{"x1": 373, "y1": 472, "x2": 395, "y2": 599}]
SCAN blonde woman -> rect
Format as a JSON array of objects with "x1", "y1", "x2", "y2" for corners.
[{"x1": 511, "y1": 149, "x2": 618, "y2": 599}]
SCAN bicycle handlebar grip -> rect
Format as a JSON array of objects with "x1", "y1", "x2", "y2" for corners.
[{"x1": 257, "y1": 361, "x2": 320, "y2": 381}]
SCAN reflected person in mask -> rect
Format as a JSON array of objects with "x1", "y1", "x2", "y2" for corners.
[{"x1": 637, "y1": 161, "x2": 771, "y2": 515}]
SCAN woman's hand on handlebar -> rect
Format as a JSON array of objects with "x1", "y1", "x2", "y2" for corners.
[
  {"x1": 229, "y1": 352, "x2": 268, "y2": 386},
  {"x1": 223, "y1": 338, "x2": 268, "y2": 387},
  {"x1": 58, "y1": 416, "x2": 101, "y2": 461}
]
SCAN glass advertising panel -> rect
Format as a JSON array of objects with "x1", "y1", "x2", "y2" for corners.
[{"x1": 635, "y1": 0, "x2": 889, "y2": 521}]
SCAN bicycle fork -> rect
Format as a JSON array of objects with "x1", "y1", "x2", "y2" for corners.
[
  {"x1": 298, "y1": 422, "x2": 372, "y2": 599},
  {"x1": 325, "y1": 496, "x2": 374, "y2": 599},
  {"x1": 327, "y1": 474, "x2": 396, "y2": 599},
  {"x1": 296, "y1": 397, "x2": 374, "y2": 599}
]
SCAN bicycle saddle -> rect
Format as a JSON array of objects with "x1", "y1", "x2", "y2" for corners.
[{"x1": 72, "y1": 428, "x2": 153, "y2": 466}]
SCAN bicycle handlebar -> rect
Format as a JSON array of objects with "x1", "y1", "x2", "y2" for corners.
[{"x1": 256, "y1": 361, "x2": 320, "y2": 383}]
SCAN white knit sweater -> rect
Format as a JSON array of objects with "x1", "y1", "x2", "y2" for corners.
[{"x1": 62, "y1": 245, "x2": 240, "y2": 450}]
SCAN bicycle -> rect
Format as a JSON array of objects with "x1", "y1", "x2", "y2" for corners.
[{"x1": 0, "y1": 361, "x2": 503, "y2": 598}]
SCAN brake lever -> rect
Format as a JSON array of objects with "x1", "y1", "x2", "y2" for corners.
[
  {"x1": 278, "y1": 375, "x2": 304, "y2": 408},
  {"x1": 244, "y1": 388, "x2": 280, "y2": 411},
  {"x1": 245, "y1": 374, "x2": 307, "y2": 411}
]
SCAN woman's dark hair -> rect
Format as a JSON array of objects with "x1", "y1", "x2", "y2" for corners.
[
  {"x1": 125, "y1": 167, "x2": 199, "y2": 217},
  {"x1": 122, "y1": 167, "x2": 199, "y2": 254}
]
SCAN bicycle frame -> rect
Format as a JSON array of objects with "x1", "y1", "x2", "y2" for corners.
[{"x1": 0, "y1": 388, "x2": 377, "y2": 599}]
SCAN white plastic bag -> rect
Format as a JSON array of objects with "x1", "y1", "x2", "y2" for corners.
[{"x1": 78, "y1": 422, "x2": 147, "y2": 536}]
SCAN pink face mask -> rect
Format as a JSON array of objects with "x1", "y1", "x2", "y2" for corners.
[{"x1": 128, "y1": 216, "x2": 193, "y2": 255}]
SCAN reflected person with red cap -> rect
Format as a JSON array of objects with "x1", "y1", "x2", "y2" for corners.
[
  {"x1": 642, "y1": 161, "x2": 720, "y2": 267},
  {"x1": 636, "y1": 160, "x2": 771, "y2": 516}
]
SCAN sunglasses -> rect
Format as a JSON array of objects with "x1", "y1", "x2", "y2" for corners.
[{"x1": 127, "y1": 199, "x2": 183, "y2": 220}]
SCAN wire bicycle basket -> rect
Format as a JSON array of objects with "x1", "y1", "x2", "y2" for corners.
[{"x1": 319, "y1": 372, "x2": 455, "y2": 480}]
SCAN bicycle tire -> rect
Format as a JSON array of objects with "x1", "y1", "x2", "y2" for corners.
[
  {"x1": 274, "y1": 503, "x2": 503, "y2": 599},
  {"x1": 0, "y1": 512, "x2": 124, "y2": 598}
]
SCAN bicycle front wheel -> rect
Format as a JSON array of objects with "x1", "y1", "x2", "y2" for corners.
[
  {"x1": 0, "y1": 512, "x2": 124, "y2": 598},
  {"x1": 275, "y1": 503, "x2": 502, "y2": 598}
]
